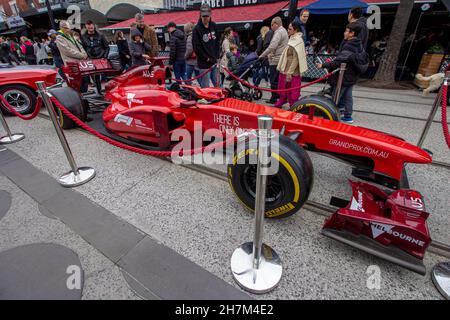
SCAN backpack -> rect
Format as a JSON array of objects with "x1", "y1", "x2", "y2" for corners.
[{"x1": 353, "y1": 45, "x2": 369, "y2": 74}]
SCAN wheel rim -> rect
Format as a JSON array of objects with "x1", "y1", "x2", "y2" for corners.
[
  {"x1": 242, "y1": 165, "x2": 283, "y2": 204},
  {"x1": 2, "y1": 90, "x2": 31, "y2": 113}
]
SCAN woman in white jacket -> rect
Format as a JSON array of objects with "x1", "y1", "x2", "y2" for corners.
[{"x1": 274, "y1": 20, "x2": 308, "y2": 108}]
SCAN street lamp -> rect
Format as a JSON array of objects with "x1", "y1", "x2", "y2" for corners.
[
  {"x1": 45, "y1": 0, "x2": 57, "y2": 30},
  {"x1": 288, "y1": 0, "x2": 299, "y2": 23}
]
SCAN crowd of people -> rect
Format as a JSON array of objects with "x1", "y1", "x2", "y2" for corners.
[
  {"x1": 0, "y1": 4, "x2": 374, "y2": 123},
  {"x1": 0, "y1": 35, "x2": 53, "y2": 66}
]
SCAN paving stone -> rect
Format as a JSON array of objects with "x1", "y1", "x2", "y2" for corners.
[
  {"x1": 118, "y1": 236, "x2": 252, "y2": 300},
  {"x1": 42, "y1": 189, "x2": 146, "y2": 263},
  {"x1": 0, "y1": 190, "x2": 11, "y2": 222},
  {"x1": 0, "y1": 243, "x2": 84, "y2": 300}
]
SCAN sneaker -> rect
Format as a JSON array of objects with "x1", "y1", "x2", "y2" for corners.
[{"x1": 341, "y1": 116, "x2": 354, "y2": 124}]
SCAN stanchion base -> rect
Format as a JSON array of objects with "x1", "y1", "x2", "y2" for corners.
[
  {"x1": 230, "y1": 242, "x2": 282, "y2": 294},
  {"x1": 432, "y1": 262, "x2": 450, "y2": 300},
  {"x1": 59, "y1": 167, "x2": 96, "y2": 187},
  {"x1": 0, "y1": 133, "x2": 25, "y2": 145}
]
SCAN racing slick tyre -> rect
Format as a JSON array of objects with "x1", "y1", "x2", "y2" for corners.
[
  {"x1": 48, "y1": 87, "x2": 87, "y2": 130},
  {"x1": 228, "y1": 135, "x2": 313, "y2": 219},
  {"x1": 290, "y1": 95, "x2": 340, "y2": 121},
  {"x1": 0, "y1": 85, "x2": 37, "y2": 115}
]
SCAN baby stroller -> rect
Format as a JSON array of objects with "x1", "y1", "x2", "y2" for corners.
[{"x1": 227, "y1": 52, "x2": 263, "y2": 102}]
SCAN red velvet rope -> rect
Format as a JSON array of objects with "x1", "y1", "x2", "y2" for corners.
[
  {"x1": 49, "y1": 96, "x2": 237, "y2": 157},
  {"x1": 171, "y1": 64, "x2": 215, "y2": 83},
  {"x1": 0, "y1": 94, "x2": 43, "y2": 120},
  {"x1": 441, "y1": 82, "x2": 450, "y2": 149},
  {"x1": 222, "y1": 66, "x2": 338, "y2": 93}
]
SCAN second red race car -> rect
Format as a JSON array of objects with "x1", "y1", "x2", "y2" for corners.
[{"x1": 0, "y1": 64, "x2": 57, "y2": 115}]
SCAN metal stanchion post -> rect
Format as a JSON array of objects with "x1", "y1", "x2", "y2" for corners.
[
  {"x1": 230, "y1": 115, "x2": 282, "y2": 294},
  {"x1": 35, "y1": 81, "x2": 95, "y2": 187},
  {"x1": 432, "y1": 262, "x2": 450, "y2": 300},
  {"x1": 333, "y1": 63, "x2": 347, "y2": 105},
  {"x1": 0, "y1": 111, "x2": 25, "y2": 145},
  {"x1": 417, "y1": 72, "x2": 449, "y2": 147}
]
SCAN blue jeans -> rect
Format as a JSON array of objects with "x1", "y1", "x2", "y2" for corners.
[
  {"x1": 198, "y1": 65, "x2": 219, "y2": 88},
  {"x1": 186, "y1": 64, "x2": 200, "y2": 85},
  {"x1": 334, "y1": 85, "x2": 354, "y2": 118},
  {"x1": 173, "y1": 60, "x2": 186, "y2": 80}
]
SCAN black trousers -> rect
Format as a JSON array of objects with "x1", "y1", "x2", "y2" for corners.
[{"x1": 269, "y1": 65, "x2": 280, "y2": 101}]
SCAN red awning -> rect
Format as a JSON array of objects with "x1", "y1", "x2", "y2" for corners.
[
  {"x1": 296, "y1": 0, "x2": 437, "y2": 8},
  {"x1": 103, "y1": 1, "x2": 288, "y2": 30}
]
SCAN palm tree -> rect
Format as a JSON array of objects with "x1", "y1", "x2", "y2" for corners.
[{"x1": 373, "y1": 0, "x2": 414, "y2": 84}]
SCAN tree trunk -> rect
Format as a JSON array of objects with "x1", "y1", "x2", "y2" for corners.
[{"x1": 373, "y1": 0, "x2": 414, "y2": 82}]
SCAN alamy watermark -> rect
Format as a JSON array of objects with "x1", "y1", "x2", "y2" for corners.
[
  {"x1": 366, "y1": 265, "x2": 381, "y2": 290},
  {"x1": 367, "y1": 5, "x2": 382, "y2": 30},
  {"x1": 66, "y1": 265, "x2": 82, "y2": 290}
]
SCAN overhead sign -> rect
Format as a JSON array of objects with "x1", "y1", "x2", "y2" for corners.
[
  {"x1": 37, "y1": 4, "x2": 62, "y2": 13},
  {"x1": 6, "y1": 16, "x2": 26, "y2": 29},
  {"x1": 164, "y1": 0, "x2": 278, "y2": 9}
]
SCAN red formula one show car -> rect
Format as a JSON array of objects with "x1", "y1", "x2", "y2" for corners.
[
  {"x1": 0, "y1": 64, "x2": 57, "y2": 115},
  {"x1": 45, "y1": 58, "x2": 432, "y2": 274}
]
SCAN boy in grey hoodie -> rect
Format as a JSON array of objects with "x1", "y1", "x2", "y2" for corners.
[{"x1": 129, "y1": 29, "x2": 151, "y2": 67}]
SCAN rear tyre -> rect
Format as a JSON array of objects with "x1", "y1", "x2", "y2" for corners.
[
  {"x1": 228, "y1": 135, "x2": 313, "y2": 219},
  {"x1": 290, "y1": 95, "x2": 340, "y2": 121},
  {"x1": 0, "y1": 85, "x2": 36, "y2": 115},
  {"x1": 48, "y1": 87, "x2": 86, "y2": 129}
]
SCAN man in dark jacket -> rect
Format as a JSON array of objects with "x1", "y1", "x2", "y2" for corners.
[
  {"x1": 167, "y1": 22, "x2": 187, "y2": 80},
  {"x1": 81, "y1": 21, "x2": 109, "y2": 59},
  {"x1": 192, "y1": 4, "x2": 220, "y2": 88},
  {"x1": 81, "y1": 21, "x2": 110, "y2": 94},
  {"x1": 317, "y1": 23, "x2": 367, "y2": 124},
  {"x1": 348, "y1": 6, "x2": 369, "y2": 50}
]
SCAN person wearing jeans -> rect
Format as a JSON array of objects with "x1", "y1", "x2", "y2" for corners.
[
  {"x1": 258, "y1": 17, "x2": 288, "y2": 104},
  {"x1": 192, "y1": 4, "x2": 220, "y2": 88},
  {"x1": 317, "y1": 23, "x2": 367, "y2": 124},
  {"x1": 167, "y1": 21, "x2": 187, "y2": 80}
]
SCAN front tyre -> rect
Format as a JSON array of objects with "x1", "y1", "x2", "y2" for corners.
[
  {"x1": 291, "y1": 95, "x2": 340, "y2": 121},
  {"x1": 228, "y1": 135, "x2": 313, "y2": 219}
]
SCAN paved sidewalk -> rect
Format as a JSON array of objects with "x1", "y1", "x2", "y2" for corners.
[{"x1": 0, "y1": 158, "x2": 140, "y2": 300}]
